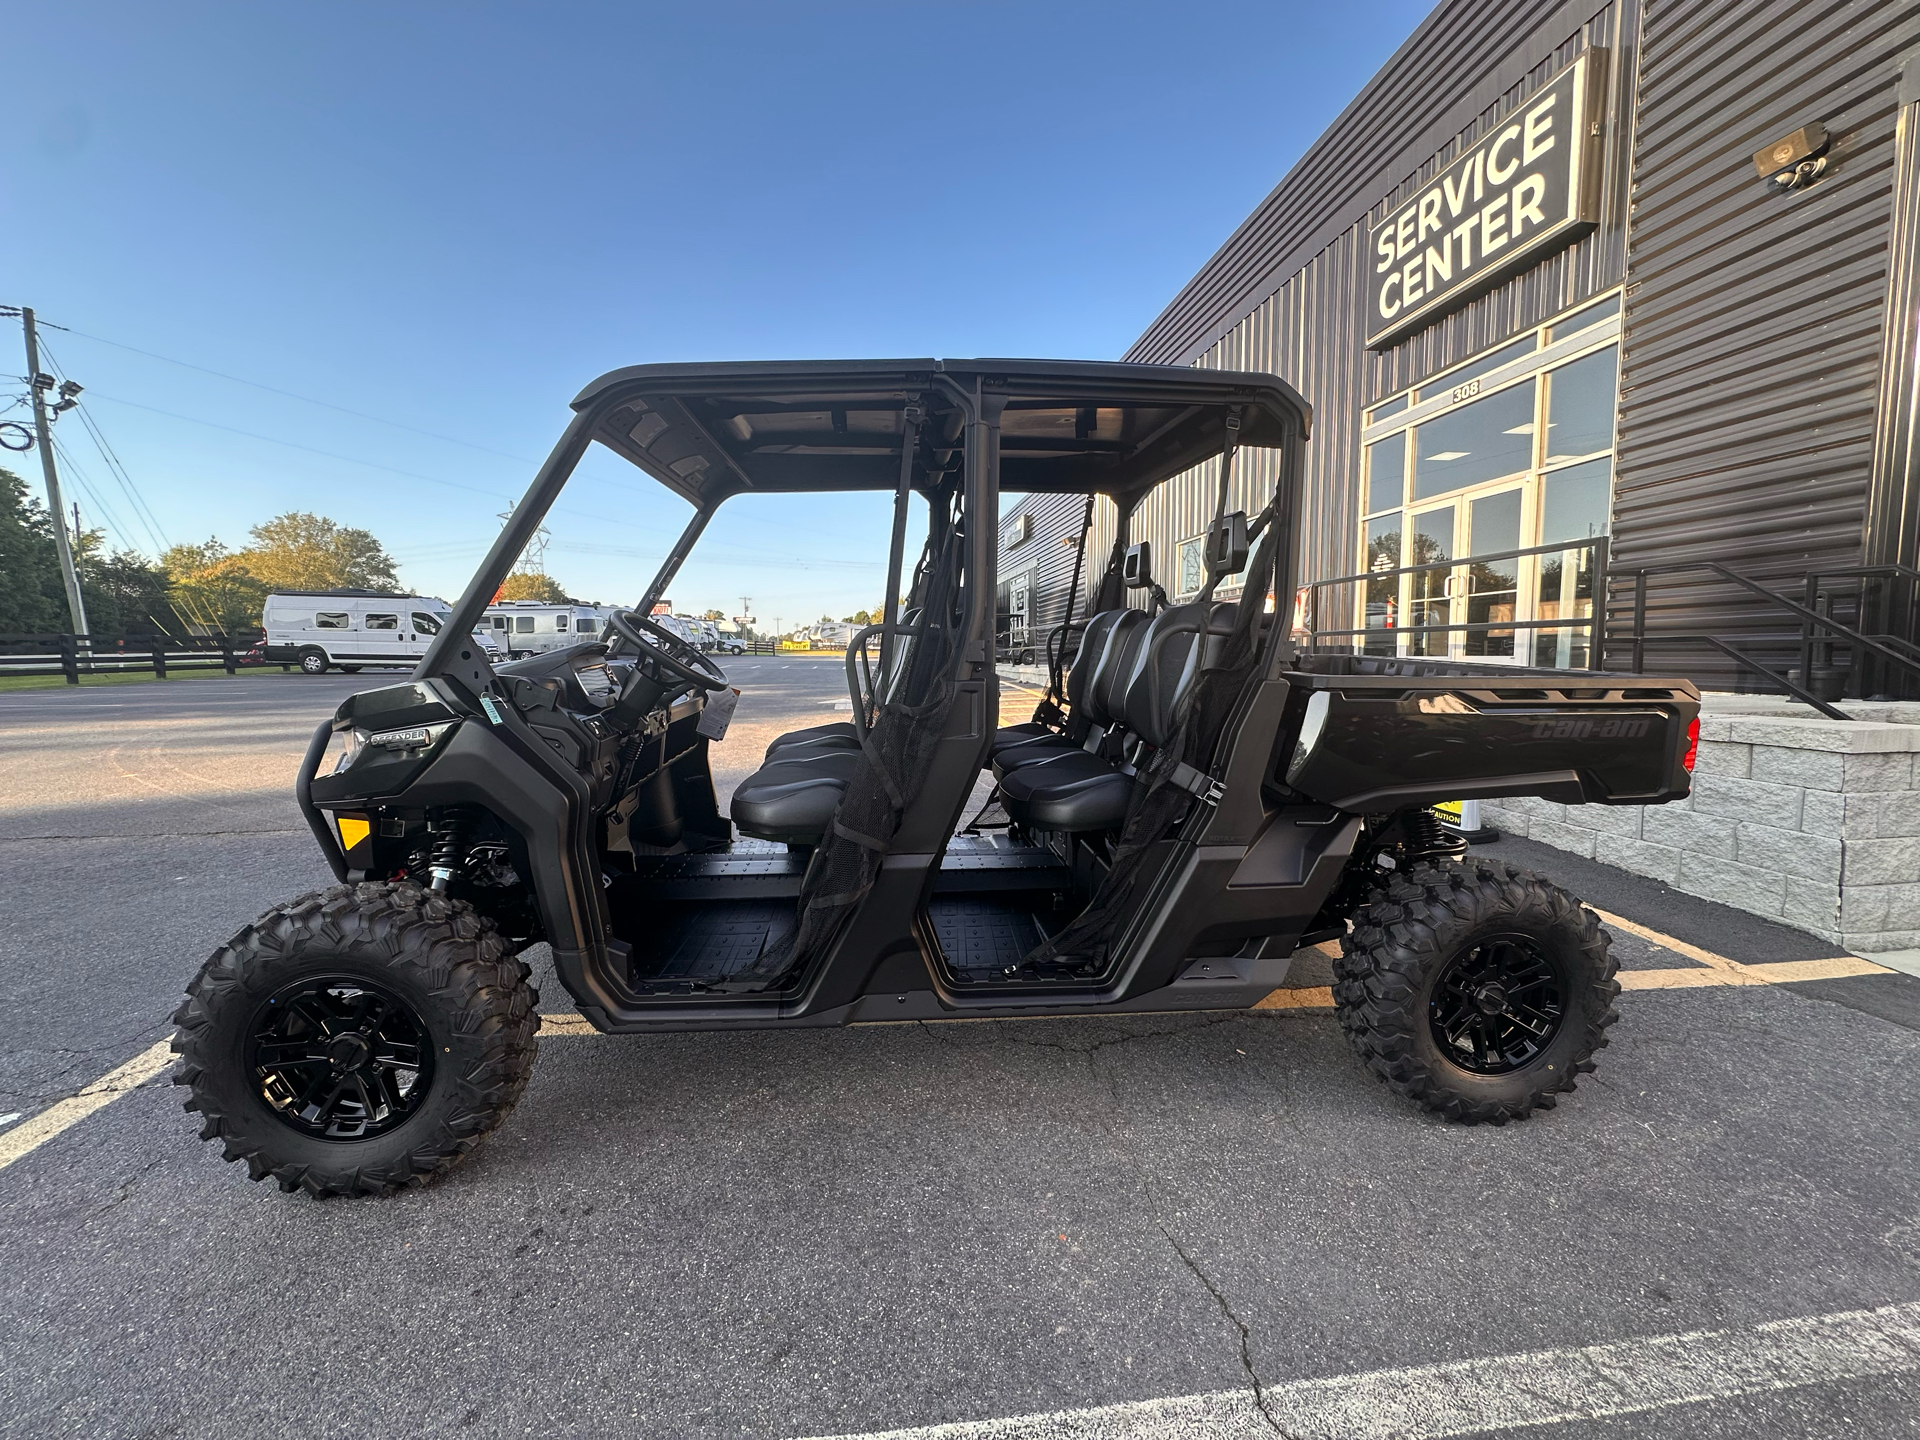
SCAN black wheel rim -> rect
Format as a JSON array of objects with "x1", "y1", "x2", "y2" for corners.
[
  {"x1": 247, "y1": 975, "x2": 435, "y2": 1140},
  {"x1": 1427, "y1": 933, "x2": 1566, "y2": 1075}
]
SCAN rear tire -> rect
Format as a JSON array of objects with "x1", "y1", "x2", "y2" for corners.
[
  {"x1": 172, "y1": 882, "x2": 540, "y2": 1197},
  {"x1": 339, "y1": 665, "x2": 362, "y2": 674},
  {"x1": 298, "y1": 648, "x2": 328, "y2": 675},
  {"x1": 1332, "y1": 857, "x2": 1617, "y2": 1124}
]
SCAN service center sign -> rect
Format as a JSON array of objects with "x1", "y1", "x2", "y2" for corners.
[{"x1": 1367, "y1": 53, "x2": 1604, "y2": 348}]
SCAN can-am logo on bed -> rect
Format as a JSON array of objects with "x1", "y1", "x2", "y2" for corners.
[{"x1": 1366, "y1": 52, "x2": 1605, "y2": 349}]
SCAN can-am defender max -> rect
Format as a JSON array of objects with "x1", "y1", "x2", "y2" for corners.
[{"x1": 172, "y1": 359, "x2": 1700, "y2": 1197}]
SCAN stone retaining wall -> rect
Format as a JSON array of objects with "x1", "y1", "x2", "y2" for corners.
[{"x1": 1482, "y1": 710, "x2": 1920, "y2": 954}]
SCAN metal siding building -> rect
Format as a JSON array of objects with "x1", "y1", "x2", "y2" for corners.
[{"x1": 1011, "y1": 0, "x2": 1920, "y2": 697}]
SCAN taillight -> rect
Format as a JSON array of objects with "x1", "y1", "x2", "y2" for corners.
[{"x1": 1682, "y1": 716, "x2": 1700, "y2": 773}]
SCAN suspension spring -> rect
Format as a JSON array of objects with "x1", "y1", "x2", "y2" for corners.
[
  {"x1": 427, "y1": 807, "x2": 474, "y2": 892},
  {"x1": 1400, "y1": 807, "x2": 1469, "y2": 865}
]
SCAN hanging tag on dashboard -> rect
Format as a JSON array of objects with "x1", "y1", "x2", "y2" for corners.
[{"x1": 696, "y1": 687, "x2": 740, "y2": 741}]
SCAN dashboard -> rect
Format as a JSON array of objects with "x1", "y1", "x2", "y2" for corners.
[{"x1": 493, "y1": 641, "x2": 716, "y2": 815}]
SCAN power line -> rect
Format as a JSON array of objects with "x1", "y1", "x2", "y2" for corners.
[
  {"x1": 54, "y1": 324, "x2": 540, "y2": 464},
  {"x1": 48, "y1": 434, "x2": 137, "y2": 553},
  {"x1": 87, "y1": 391, "x2": 524, "y2": 504},
  {"x1": 35, "y1": 334, "x2": 172, "y2": 554},
  {"x1": 71, "y1": 401, "x2": 171, "y2": 551},
  {"x1": 81, "y1": 389, "x2": 672, "y2": 545}
]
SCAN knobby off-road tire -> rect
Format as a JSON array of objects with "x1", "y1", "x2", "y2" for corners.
[
  {"x1": 172, "y1": 882, "x2": 540, "y2": 1197},
  {"x1": 1332, "y1": 857, "x2": 1618, "y2": 1124}
]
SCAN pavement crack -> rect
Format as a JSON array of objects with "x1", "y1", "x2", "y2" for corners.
[
  {"x1": 1072, "y1": 1038, "x2": 1298, "y2": 1439},
  {"x1": 1157, "y1": 1221, "x2": 1294, "y2": 1437},
  {"x1": 90, "y1": 1157, "x2": 168, "y2": 1220}
]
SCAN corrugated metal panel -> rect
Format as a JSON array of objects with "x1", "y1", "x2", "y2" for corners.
[
  {"x1": 1115, "y1": 3, "x2": 1632, "y2": 600},
  {"x1": 1610, "y1": 0, "x2": 1920, "y2": 685},
  {"x1": 1000, "y1": 492, "x2": 1094, "y2": 644},
  {"x1": 1127, "y1": 0, "x2": 1616, "y2": 369}
]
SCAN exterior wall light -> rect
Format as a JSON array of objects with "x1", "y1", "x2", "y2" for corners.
[{"x1": 1752, "y1": 122, "x2": 1830, "y2": 192}]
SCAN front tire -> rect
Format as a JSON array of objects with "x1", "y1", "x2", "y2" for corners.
[
  {"x1": 172, "y1": 882, "x2": 540, "y2": 1196},
  {"x1": 298, "y1": 648, "x2": 328, "y2": 675},
  {"x1": 1332, "y1": 857, "x2": 1617, "y2": 1124}
]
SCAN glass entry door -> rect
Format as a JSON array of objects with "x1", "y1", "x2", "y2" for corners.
[
  {"x1": 1463, "y1": 487, "x2": 1525, "y2": 660},
  {"x1": 1373, "y1": 485, "x2": 1528, "y2": 661},
  {"x1": 1406, "y1": 506, "x2": 1456, "y2": 657}
]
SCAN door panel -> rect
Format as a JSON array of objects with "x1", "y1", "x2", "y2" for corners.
[
  {"x1": 1406, "y1": 506, "x2": 1456, "y2": 657},
  {"x1": 1463, "y1": 489, "x2": 1523, "y2": 659}
]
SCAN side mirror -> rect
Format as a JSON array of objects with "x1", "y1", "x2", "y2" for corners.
[
  {"x1": 1206, "y1": 511, "x2": 1249, "y2": 578},
  {"x1": 1123, "y1": 542, "x2": 1153, "y2": 589}
]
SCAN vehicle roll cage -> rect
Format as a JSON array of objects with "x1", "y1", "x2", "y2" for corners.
[{"x1": 416, "y1": 360, "x2": 1312, "y2": 688}]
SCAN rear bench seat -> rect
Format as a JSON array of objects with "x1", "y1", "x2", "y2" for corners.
[
  {"x1": 986, "y1": 608, "x2": 1140, "y2": 767},
  {"x1": 993, "y1": 600, "x2": 1238, "y2": 833}
]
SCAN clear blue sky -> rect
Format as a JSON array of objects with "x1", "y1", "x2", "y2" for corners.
[{"x1": 4, "y1": 1, "x2": 1432, "y2": 626}]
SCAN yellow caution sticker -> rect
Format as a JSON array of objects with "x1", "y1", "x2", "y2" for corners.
[{"x1": 337, "y1": 815, "x2": 372, "y2": 851}]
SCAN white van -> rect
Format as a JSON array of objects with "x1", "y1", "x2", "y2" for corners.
[
  {"x1": 482, "y1": 601, "x2": 611, "y2": 658},
  {"x1": 263, "y1": 590, "x2": 503, "y2": 675}
]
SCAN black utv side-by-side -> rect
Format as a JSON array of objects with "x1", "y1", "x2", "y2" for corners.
[{"x1": 172, "y1": 358, "x2": 1700, "y2": 1197}]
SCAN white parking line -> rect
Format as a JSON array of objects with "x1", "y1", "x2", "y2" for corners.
[
  {"x1": 792, "y1": 1299, "x2": 1920, "y2": 1439},
  {"x1": 0, "y1": 1040, "x2": 173, "y2": 1174}
]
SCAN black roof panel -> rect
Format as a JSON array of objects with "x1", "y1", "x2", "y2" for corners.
[{"x1": 571, "y1": 358, "x2": 1309, "y2": 507}]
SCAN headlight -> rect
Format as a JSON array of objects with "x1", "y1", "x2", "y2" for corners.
[
  {"x1": 1285, "y1": 691, "x2": 1331, "y2": 784},
  {"x1": 332, "y1": 728, "x2": 367, "y2": 773}
]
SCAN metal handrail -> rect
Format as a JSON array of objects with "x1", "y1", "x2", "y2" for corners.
[
  {"x1": 1303, "y1": 535, "x2": 1608, "y2": 660},
  {"x1": 1615, "y1": 558, "x2": 1920, "y2": 713},
  {"x1": 1309, "y1": 534, "x2": 1609, "y2": 589}
]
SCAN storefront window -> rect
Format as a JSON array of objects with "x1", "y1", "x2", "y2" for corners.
[
  {"x1": 1541, "y1": 455, "x2": 1612, "y2": 545},
  {"x1": 1413, "y1": 380, "x2": 1535, "y2": 498},
  {"x1": 1413, "y1": 335, "x2": 1537, "y2": 403},
  {"x1": 1544, "y1": 347, "x2": 1618, "y2": 463},
  {"x1": 1351, "y1": 291, "x2": 1621, "y2": 668},
  {"x1": 1548, "y1": 293, "x2": 1620, "y2": 345},
  {"x1": 1366, "y1": 432, "x2": 1406, "y2": 513}
]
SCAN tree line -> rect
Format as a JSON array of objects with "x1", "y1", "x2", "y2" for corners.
[{"x1": 0, "y1": 466, "x2": 401, "y2": 636}]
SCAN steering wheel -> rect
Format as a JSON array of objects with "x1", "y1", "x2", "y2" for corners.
[{"x1": 606, "y1": 609, "x2": 730, "y2": 692}]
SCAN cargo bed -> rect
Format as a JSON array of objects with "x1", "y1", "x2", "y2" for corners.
[{"x1": 1273, "y1": 653, "x2": 1700, "y2": 814}]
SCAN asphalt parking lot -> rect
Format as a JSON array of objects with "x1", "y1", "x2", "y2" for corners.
[{"x1": 1, "y1": 659, "x2": 1917, "y2": 1438}]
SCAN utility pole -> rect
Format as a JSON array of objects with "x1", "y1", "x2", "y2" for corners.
[{"x1": 22, "y1": 308, "x2": 88, "y2": 636}]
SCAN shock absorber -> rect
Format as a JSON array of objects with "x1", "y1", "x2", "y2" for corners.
[
  {"x1": 1400, "y1": 807, "x2": 1469, "y2": 865},
  {"x1": 427, "y1": 807, "x2": 473, "y2": 892}
]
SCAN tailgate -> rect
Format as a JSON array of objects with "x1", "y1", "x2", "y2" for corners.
[{"x1": 1276, "y1": 671, "x2": 1700, "y2": 813}]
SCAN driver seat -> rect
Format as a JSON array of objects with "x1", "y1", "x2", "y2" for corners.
[{"x1": 729, "y1": 748, "x2": 863, "y2": 846}]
